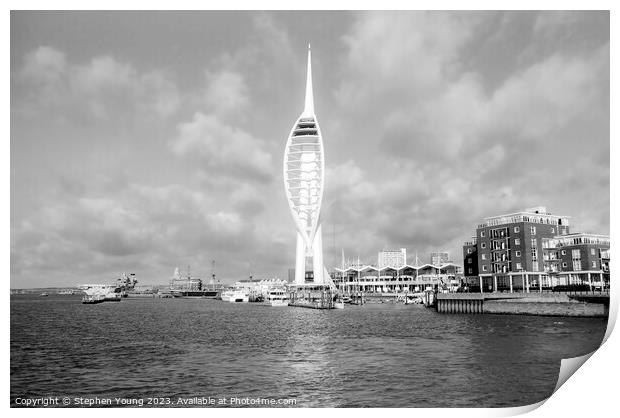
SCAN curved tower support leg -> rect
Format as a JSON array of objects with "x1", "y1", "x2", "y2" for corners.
[
  {"x1": 295, "y1": 232, "x2": 306, "y2": 284},
  {"x1": 312, "y1": 224, "x2": 324, "y2": 284}
]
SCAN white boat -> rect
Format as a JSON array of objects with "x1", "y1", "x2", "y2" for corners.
[
  {"x1": 77, "y1": 284, "x2": 121, "y2": 302},
  {"x1": 265, "y1": 288, "x2": 289, "y2": 307},
  {"x1": 220, "y1": 288, "x2": 234, "y2": 302},
  {"x1": 221, "y1": 284, "x2": 249, "y2": 303},
  {"x1": 229, "y1": 289, "x2": 249, "y2": 303}
]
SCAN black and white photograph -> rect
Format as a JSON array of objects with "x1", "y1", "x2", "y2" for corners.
[{"x1": 8, "y1": 6, "x2": 614, "y2": 411}]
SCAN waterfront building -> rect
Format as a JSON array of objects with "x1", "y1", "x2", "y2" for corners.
[
  {"x1": 542, "y1": 233, "x2": 610, "y2": 289},
  {"x1": 462, "y1": 239, "x2": 479, "y2": 278},
  {"x1": 378, "y1": 248, "x2": 407, "y2": 269},
  {"x1": 170, "y1": 267, "x2": 202, "y2": 291},
  {"x1": 462, "y1": 206, "x2": 610, "y2": 292},
  {"x1": 333, "y1": 262, "x2": 462, "y2": 294},
  {"x1": 283, "y1": 45, "x2": 329, "y2": 285}
]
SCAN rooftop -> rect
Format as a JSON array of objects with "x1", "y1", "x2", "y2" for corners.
[{"x1": 478, "y1": 207, "x2": 570, "y2": 229}]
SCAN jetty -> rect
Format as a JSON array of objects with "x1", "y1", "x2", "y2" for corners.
[{"x1": 288, "y1": 284, "x2": 338, "y2": 309}]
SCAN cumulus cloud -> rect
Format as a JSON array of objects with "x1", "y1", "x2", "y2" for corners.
[
  {"x1": 170, "y1": 112, "x2": 274, "y2": 182},
  {"x1": 204, "y1": 70, "x2": 249, "y2": 115},
  {"x1": 10, "y1": 180, "x2": 270, "y2": 285},
  {"x1": 15, "y1": 46, "x2": 180, "y2": 120},
  {"x1": 10, "y1": 12, "x2": 609, "y2": 287},
  {"x1": 325, "y1": 11, "x2": 609, "y2": 263}
]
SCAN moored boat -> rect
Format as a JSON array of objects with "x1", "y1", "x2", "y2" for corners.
[
  {"x1": 289, "y1": 284, "x2": 338, "y2": 309},
  {"x1": 77, "y1": 284, "x2": 122, "y2": 304},
  {"x1": 265, "y1": 288, "x2": 289, "y2": 307},
  {"x1": 82, "y1": 294, "x2": 106, "y2": 304},
  {"x1": 229, "y1": 288, "x2": 249, "y2": 303}
]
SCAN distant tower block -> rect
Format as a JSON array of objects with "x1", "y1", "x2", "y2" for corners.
[{"x1": 283, "y1": 45, "x2": 326, "y2": 285}]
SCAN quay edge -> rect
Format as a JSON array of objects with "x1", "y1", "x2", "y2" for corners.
[{"x1": 435, "y1": 292, "x2": 609, "y2": 317}]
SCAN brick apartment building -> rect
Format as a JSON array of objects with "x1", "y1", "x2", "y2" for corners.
[{"x1": 462, "y1": 206, "x2": 609, "y2": 292}]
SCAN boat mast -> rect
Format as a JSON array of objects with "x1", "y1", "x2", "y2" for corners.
[{"x1": 211, "y1": 259, "x2": 216, "y2": 285}]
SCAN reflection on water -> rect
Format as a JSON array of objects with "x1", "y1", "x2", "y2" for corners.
[{"x1": 11, "y1": 295, "x2": 606, "y2": 407}]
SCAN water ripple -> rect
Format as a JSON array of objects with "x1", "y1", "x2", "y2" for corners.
[{"x1": 10, "y1": 295, "x2": 606, "y2": 407}]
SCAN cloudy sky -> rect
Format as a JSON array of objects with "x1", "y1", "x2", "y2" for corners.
[{"x1": 10, "y1": 11, "x2": 609, "y2": 288}]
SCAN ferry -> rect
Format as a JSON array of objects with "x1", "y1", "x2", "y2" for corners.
[
  {"x1": 218, "y1": 283, "x2": 250, "y2": 303},
  {"x1": 229, "y1": 287, "x2": 249, "y2": 303},
  {"x1": 265, "y1": 288, "x2": 289, "y2": 307},
  {"x1": 220, "y1": 287, "x2": 234, "y2": 302}
]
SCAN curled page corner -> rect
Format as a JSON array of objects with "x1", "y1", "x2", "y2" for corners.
[
  {"x1": 603, "y1": 285, "x2": 617, "y2": 344},
  {"x1": 550, "y1": 286, "x2": 617, "y2": 399},
  {"x1": 553, "y1": 352, "x2": 595, "y2": 394},
  {"x1": 494, "y1": 399, "x2": 547, "y2": 417}
]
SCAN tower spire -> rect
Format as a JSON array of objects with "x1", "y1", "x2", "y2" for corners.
[{"x1": 303, "y1": 43, "x2": 314, "y2": 117}]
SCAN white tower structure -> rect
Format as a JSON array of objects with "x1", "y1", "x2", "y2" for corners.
[{"x1": 283, "y1": 45, "x2": 326, "y2": 284}]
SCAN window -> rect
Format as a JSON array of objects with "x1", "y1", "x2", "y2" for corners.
[
  {"x1": 481, "y1": 243, "x2": 486, "y2": 249},
  {"x1": 591, "y1": 248, "x2": 596, "y2": 256},
  {"x1": 515, "y1": 238, "x2": 521, "y2": 246},
  {"x1": 516, "y1": 251, "x2": 521, "y2": 257},
  {"x1": 468, "y1": 268, "x2": 473, "y2": 274},
  {"x1": 573, "y1": 260, "x2": 582, "y2": 271},
  {"x1": 482, "y1": 265, "x2": 488, "y2": 272},
  {"x1": 531, "y1": 238, "x2": 537, "y2": 248},
  {"x1": 481, "y1": 253, "x2": 487, "y2": 260},
  {"x1": 532, "y1": 261, "x2": 539, "y2": 272},
  {"x1": 561, "y1": 250, "x2": 566, "y2": 256},
  {"x1": 480, "y1": 231, "x2": 485, "y2": 237},
  {"x1": 514, "y1": 226, "x2": 520, "y2": 233},
  {"x1": 551, "y1": 227, "x2": 555, "y2": 234},
  {"x1": 562, "y1": 262, "x2": 568, "y2": 268},
  {"x1": 467, "y1": 258, "x2": 472, "y2": 264},
  {"x1": 531, "y1": 226, "x2": 536, "y2": 235},
  {"x1": 572, "y1": 249, "x2": 581, "y2": 259},
  {"x1": 592, "y1": 261, "x2": 597, "y2": 268},
  {"x1": 467, "y1": 248, "x2": 472, "y2": 254},
  {"x1": 516, "y1": 262, "x2": 522, "y2": 270}
]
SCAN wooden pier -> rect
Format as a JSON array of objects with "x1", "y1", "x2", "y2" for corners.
[{"x1": 289, "y1": 284, "x2": 337, "y2": 309}]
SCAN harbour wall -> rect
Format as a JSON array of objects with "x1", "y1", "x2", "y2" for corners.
[
  {"x1": 436, "y1": 293, "x2": 608, "y2": 317},
  {"x1": 482, "y1": 300, "x2": 606, "y2": 317}
]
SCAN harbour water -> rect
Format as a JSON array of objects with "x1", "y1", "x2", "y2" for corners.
[{"x1": 11, "y1": 294, "x2": 606, "y2": 407}]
